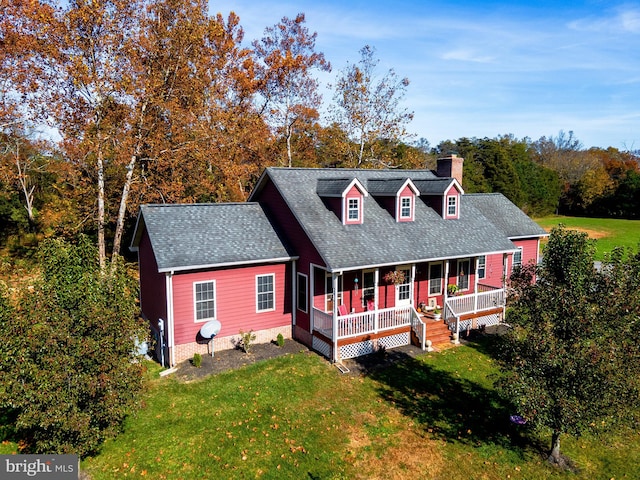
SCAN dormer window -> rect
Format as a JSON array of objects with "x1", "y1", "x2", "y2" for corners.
[
  {"x1": 400, "y1": 196, "x2": 412, "y2": 219},
  {"x1": 447, "y1": 196, "x2": 457, "y2": 216},
  {"x1": 317, "y1": 177, "x2": 367, "y2": 225},
  {"x1": 347, "y1": 197, "x2": 360, "y2": 221}
]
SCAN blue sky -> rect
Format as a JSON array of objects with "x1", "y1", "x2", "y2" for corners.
[{"x1": 216, "y1": 0, "x2": 640, "y2": 150}]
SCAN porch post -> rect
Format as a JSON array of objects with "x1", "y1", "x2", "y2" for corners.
[
  {"x1": 473, "y1": 257, "x2": 479, "y2": 313},
  {"x1": 374, "y1": 268, "x2": 380, "y2": 332},
  {"x1": 410, "y1": 264, "x2": 416, "y2": 306},
  {"x1": 444, "y1": 260, "x2": 450, "y2": 302},
  {"x1": 332, "y1": 273, "x2": 339, "y2": 363},
  {"x1": 454, "y1": 315, "x2": 460, "y2": 345}
]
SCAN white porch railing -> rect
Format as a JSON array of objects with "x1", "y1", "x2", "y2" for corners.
[
  {"x1": 444, "y1": 286, "x2": 505, "y2": 318},
  {"x1": 443, "y1": 286, "x2": 505, "y2": 340},
  {"x1": 313, "y1": 305, "x2": 419, "y2": 341}
]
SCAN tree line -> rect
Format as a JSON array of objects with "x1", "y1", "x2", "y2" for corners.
[{"x1": 1, "y1": 1, "x2": 639, "y2": 264}]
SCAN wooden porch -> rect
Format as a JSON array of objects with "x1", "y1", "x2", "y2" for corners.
[
  {"x1": 310, "y1": 284, "x2": 506, "y2": 360},
  {"x1": 443, "y1": 285, "x2": 506, "y2": 340}
]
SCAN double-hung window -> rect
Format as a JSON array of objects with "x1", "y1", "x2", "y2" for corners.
[
  {"x1": 447, "y1": 196, "x2": 457, "y2": 216},
  {"x1": 347, "y1": 198, "x2": 360, "y2": 221},
  {"x1": 256, "y1": 274, "x2": 275, "y2": 312},
  {"x1": 513, "y1": 248, "x2": 523, "y2": 269},
  {"x1": 194, "y1": 281, "x2": 216, "y2": 322},
  {"x1": 400, "y1": 196, "x2": 412, "y2": 219},
  {"x1": 478, "y1": 256, "x2": 486, "y2": 279}
]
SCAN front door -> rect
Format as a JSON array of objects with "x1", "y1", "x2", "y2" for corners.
[{"x1": 395, "y1": 266, "x2": 411, "y2": 307}]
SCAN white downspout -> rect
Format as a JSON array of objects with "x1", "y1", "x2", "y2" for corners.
[{"x1": 165, "y1": 271, "x2": 176, "y2": 367}]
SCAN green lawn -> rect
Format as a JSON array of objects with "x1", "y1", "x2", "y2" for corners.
[
  {"x1": 535, "y1": 215, "x2": 640, "y2": 260},
  {"x1": 61, "y1": 340, "x2": 639, "y2": 479}
]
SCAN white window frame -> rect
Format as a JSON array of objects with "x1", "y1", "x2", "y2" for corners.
[
  {"x1": 256, "y1": 274, "x2": 275, "y2": 313},
  {"x1": 428, "y1": 262, "x2": 443, "y2": 296},
  {"x1": 400, "y1": 196, "x2": 412, "y2": 219},
  {"x1": 513, "y1": 247, "x2": 523, "y2": 269},
  {"x1": 478, "y1": 255, "x2": 486, "y2": 279},
  {"x1": 447, "y1": 195, "x2": 458, "y2": 216},
  {"x1": 297, "y1": 273, "x2": 308, "y2": 313},
  {"x1": 347, "y1": 197, "x2": 360, "y2": 221},
  {"x1": 194, "y1": 280, "x2": 216, "y2": 323}
]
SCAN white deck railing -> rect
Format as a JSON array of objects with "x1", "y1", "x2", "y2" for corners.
[
  {"x1": 313, "y1": 305, "x2": 416, "y2": 341},
  {"x1": 444, "y1": 286, "x2": 505, "y2": 331}
]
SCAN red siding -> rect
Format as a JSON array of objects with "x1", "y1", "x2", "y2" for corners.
[
  {"x1": 254, "y1": 180, "x2": 326, "y2": 334},
  {"x1": 171, "y1": 263, "x2": 291, "y2": 346},
  {"x1": 481, "y1": 253, "x2": 506, "y2": 288},
  {"x1": 510, "y1": 238, "x2": 540, "y2": 272},
  {"x1": 138, "y1": 230, "x2": 167, "y2": 325}
]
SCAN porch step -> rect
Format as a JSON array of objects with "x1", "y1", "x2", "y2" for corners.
[
  {"x1": 426, "y1": 320, "x2": 452, "y2": 345},
  {"x1": 334, "y1": 362, "x2": 350, "y2": 374}
]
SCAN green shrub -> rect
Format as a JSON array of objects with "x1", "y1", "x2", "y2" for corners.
[
  {"x1": 276, "y1": 333, "x2": 285, "y2": 347},
  {"x1": 0, "y1": 236, "x2": 146, "y2": 457},
  {"x1": 192, "y1": 353, "x2": 202, "y2": 368}
]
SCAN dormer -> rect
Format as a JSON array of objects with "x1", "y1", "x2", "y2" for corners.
[
  {"x1": 443, "y1": 182, "x2": 462, "y2": 219},
  {"x1": 367, "y1": 178, "x2": 419, "y2": 222},
  {"x1": 317, "y1": 177, "x2": 368, "y2": 225},
  {"x1": 414, "y1": 178, "x2": 464, "y2": 219}
]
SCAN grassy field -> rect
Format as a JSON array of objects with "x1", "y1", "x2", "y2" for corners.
[
  {"x1": 535, "y1": 215, "x2": 640, "y2": 260},
  {"x1": 66, "y1": 339, "x2": 640, "y2": 479}
]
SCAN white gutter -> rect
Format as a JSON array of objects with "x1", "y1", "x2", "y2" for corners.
[{"x1": 158, "y1": 256, "x2": 298, "y2": 274}]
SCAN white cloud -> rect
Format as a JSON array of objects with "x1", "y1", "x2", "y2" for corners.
[
  {"x1": 568, "y1": 6, "x2": 640, "y2": 34},
  {"x1": 441, "y1": 49, "x2": 495, "y2": 63}
]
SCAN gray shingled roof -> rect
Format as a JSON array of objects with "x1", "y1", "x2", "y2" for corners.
[
  {"x1": 366, "y1": 178, "x2": 411, "y2": 195},
  {"x1": 464, "y1": 194, "x2": 549, "y2": 238},
  {"x1": 316, "y1": 178, "x2": 355, "y2": 197},
  {"x1": 132, "y1": 203, "x2": 293, "y2": 272},
  {"x1": 413, "y1": 178, "x2": 457, "y2": 195},
  {"x1": 252, "y1": 167, "x2": 546, "y2": 271}
]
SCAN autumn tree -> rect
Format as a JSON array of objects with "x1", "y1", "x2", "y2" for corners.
[
  {"x1": 497, "y1": 227, "x2": 640, "y2": 467},
  {"x1": 253, "y1": 13, "x2": 330, "y2": 168},
  {"x1": 3, "y1": 0, "x2": 271, "y2": 264},
  {"x1": 330, "y1": 45, "x2": 413, "y2": 168},
  {"x1": 184, "y1": 10, "x2": 269, "y2": 202}
]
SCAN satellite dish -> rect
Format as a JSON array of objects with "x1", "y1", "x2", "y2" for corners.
[
  {"x1": 200, "y1": 320, "x2": 222, "y2": 358},
  {"x1": 200, "y1": 320, "x2": 221, "y2": 339}
]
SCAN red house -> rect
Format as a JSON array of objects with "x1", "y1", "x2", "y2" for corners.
[{"x1": 131, "y1": 156, "x2": 547, "y2": 366}]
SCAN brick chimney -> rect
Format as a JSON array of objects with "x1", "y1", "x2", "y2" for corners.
[{"x1": 436, "y1": 154, "x2": 464, "y2": 186}]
